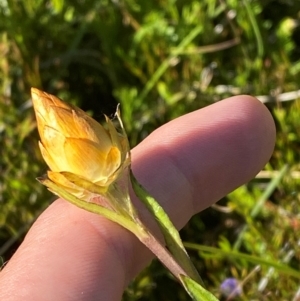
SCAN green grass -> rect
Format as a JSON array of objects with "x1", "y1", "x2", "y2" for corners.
[{"x1": 1, "y1": 0, "x2": 300, "y2": 300}]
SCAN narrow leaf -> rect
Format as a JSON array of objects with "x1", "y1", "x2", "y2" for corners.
[
  {"x1": 234, "y1": 164, "x2": 288, "y2": 250},
  {"x1": 184, "y1": 243, "x2": 300, "y2": 279},
  {"x1": 130, "y1": 170, "x2": 203, "y2": 284},
  {"x1": 180, "y1": 275, "x2": 219, "y2": 301}
]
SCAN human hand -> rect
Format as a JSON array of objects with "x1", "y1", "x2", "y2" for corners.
[{"x1": 0, "y1": 96, "x2": 275, "y2": 301}]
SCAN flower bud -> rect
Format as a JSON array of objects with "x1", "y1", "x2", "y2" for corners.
[{"x1": 31, "y1": 88, "x2": 129, "y2": 194}]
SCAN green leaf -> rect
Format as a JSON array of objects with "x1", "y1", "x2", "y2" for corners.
[
  {"x1": 130, "y1": 170, "x2": 203, "y2": 284},
  {"x1": 233, "y1": 164, "x2": 288, "y2": 250},
  {"x1": 184, "y1": 243, "x2": 300, "y2": 279},
  {"x1": 180, "y1": 275, "x2": 219, "y2": 301},
  {"x1": 137, "y1": 25, "x2": 203, "y2": 102}
]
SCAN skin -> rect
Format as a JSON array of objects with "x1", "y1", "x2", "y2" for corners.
[{"x1": 0, "y1": 95, "x2": 276, "y2": 301}]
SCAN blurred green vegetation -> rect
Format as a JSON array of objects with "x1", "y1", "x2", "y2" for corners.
[{"x1": 1, "y1": 0, "x2": 300, "y2": 299}]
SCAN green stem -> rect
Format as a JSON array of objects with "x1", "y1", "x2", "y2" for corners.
[
  {"x1": 138, "y1": 223, "x2": 189, "y2": 281},
  {"x1": 137, "y1": 25, "x2": 202, "y2": 102},
  {"x1": 243, "y1": 0, "x2": 264, "y2": 58},
  {"x1": 233, "y1": 164, "x2": 288, "y2": 250}
]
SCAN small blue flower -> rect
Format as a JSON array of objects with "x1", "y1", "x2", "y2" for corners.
[{"x1": 220, "y1": 277, "x2": 242, "y2": 298}]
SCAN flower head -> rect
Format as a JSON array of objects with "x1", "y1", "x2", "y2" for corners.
[{"x1": 31, "y1": 88, "x2": 130, "y2": 194}]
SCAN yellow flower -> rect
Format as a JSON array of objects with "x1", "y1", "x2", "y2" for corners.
[{"x1": 31, "y1": 88, "x2": 130, "y2": 194}]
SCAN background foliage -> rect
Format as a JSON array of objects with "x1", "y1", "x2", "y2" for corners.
[{"x1": 1, "y1": 0, "x2": 300, "y2": 300}]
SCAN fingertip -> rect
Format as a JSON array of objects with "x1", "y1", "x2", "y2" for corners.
[
  {"x1": 132, "y1": 95, "x2": 276, "y2": 220},
  {"x1": 222, "y1": 95, "x2": 276, "y2": 174}
]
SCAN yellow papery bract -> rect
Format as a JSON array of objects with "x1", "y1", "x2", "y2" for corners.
[
  {"x1": 32, "y1": 88, "x2": 130, "y2": 193},
  {"x1": 47, "y1": 171, "x2": 86, "y2": 196}
]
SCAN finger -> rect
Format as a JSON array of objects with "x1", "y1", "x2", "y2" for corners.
[
  {"x1": 133, "y1": 95, "x2": 275, "y2": 228},
  {"x1": 0, "y1": 96, "x2": 275, "y2": 301}
]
